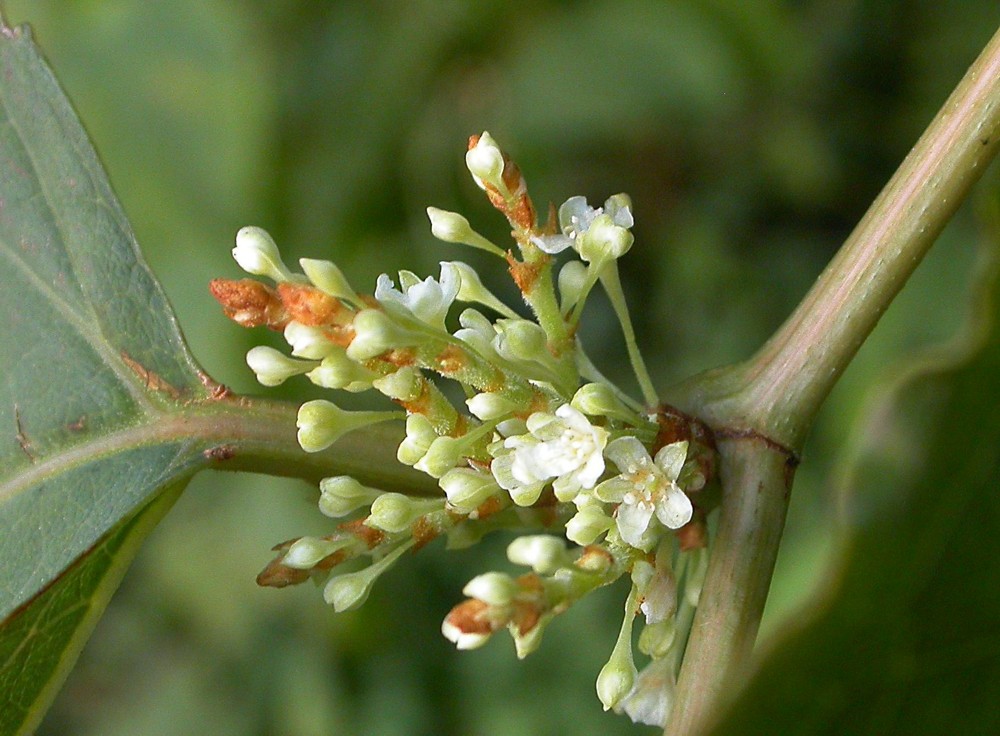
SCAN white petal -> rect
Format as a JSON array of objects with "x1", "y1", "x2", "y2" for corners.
[
  {"x1": 617, "y1": 501, "x2": 654, "y2": 548},
  {"x1": 605, "y1": 436, "x2": 651, "y2": 471},
  {"x1": 655, "y1": 485, "x2": 693, "y2": 529},
  {"x1": 509, "y1": 480, "x2": 545, "y2": 507},
  {"x1": 653, "y1": 441, "x2": 688, "y2": 481}
]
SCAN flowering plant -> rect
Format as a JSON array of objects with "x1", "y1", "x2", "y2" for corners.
[{"x1": 212, "y1": 132, "x2": 719, "y2": 724}]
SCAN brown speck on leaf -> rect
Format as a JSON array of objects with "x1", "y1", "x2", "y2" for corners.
[
  {"x1": 120, "y1": 352, "x2": 182, "y2": 398},
  {"x1": 203, "y1": 444, "x2": 236, "y2": 462}
]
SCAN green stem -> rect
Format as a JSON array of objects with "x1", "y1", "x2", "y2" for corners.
[
  {"x1": 600, "y1": 262, "x2": 660, "y2": 407},
  {"x1": 672, "y1": 24, "x2": 1000, "y2": 452},
  {"x1": 179, "y1": 394, "x2": 440, "y2": 496},
  {"x1": 664, "y1": 24, "x2": 1000, "y2": 736}
]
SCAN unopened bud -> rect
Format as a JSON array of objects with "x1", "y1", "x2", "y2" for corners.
[
  {"x1": 463, "y1": 571, "x2": 519, "y2": 607},
  {"x1": 571, "y1": 383, "x2": 642, "y2": 424},
  {"x1": 284, "y1": 321, "x2": 336, "y2": 359},
  {"x1": 466, "y1": 391, "x2": 518, "y2": 421},
  {"x1": 366, "y1": 492, "x2": 439, "y2": 533},
  {"x1": 565, "y1": 504, "x2": 614, "y2": 546},
  {"x1": 372, "y1": 366, "x2": 423, "y2": 401},
  {"x1": 232, "y1": 226, "x2": 296, "y2": 282},
  {"x1": 307, "y1": 349, "x2": 376, "y2": 392},
  {"x1": 442, "y1": 261, "x2": 518, "y2": 317},
  {"x1": 506, "y1": 535, "x2": 570, "y2": 575},
  {"x1": 296, "y1": 399, "x2": 400, "y2": 453},
  {"x1": 318, "y1": 476, "x2": 382, "y2": 518},
  {"x1": 246, "y1": 345, "x2": 317, "y2": 386},
  {"x1": 439, "y1": 468, "x2": 501, "y2": 513},
  {"x1": 299, "y1": 258, "x2": 358, "y2": 302},
  {"x1": 397, "y1": 413, "x2": 437, "y2": 465},
  {"x1": 283, "y1": 536, "x2": 346, "y2": 569},
  {"x1": 427, "y1": 208, "x2": 506, "y2": 257},
  {"x1": 465, "y1": 131, "x2": 507, "y2": 194},
  {"x1": 346, "y1": 309, "x2": 424, "y2": 361},
  {"x1": 557, "y1": 260, "x2": 589, "y2": 311}
]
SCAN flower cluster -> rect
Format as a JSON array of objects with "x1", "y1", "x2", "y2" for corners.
[{"x1": 212, "y1": 132, "x2": 717, "y2": 727}]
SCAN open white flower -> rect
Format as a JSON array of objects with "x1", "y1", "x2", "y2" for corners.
[
  {"x1": 531, "y1": 194, "x2": 634, "y2": 255},
  {"x1": 374, "y1": 265, "x2": 460, "y2": 330},
  {"x1": 596, "y1": 437, "x2": 693, "y2": 549},
  {"x1": 491, "y1": 404, "x2": 608, "y2": 505}
]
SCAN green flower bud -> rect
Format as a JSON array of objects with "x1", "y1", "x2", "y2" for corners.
[
  {"x1": 323, "y1": 541, "x2": 413, "y2": 612},
  {"x1": 307, "y1": 349, "x2": 376, "y2": 392},
  {"x1": 299, "y1": 257, "x2": 358, "y2": 302},
  {"x1": 426, "y1": 207, "x2": 506, "y2": 257},
  {"x1": 346, "y1": 309, "x2": 425, "y2": 361},
  {"x1": 439, "y1": 468, "x2": 501, "y2": 514},
  {"x1": 638, "y1": 619, "x2": 677, "y2": 659},
  {"x1": 246, "y1": 345, "x2": 317, "y2": 387},
  {"x1": 466, "y1": 391, "x2": 518, "y2": 421},
  {"x1": 284, "y1": 536, "x2": 347, "y2": 569},
  {"x1": 558, "y1": 260, "x2": 589, "y2": 311},
  {"x1": 414, "y1": 435, "x2": 466, "y2": 478},
  {"x1": 571, "y1": 383, "x2": 643, "y2": 424},
  {"x1": 284, "y1": 321, "x2": 337, "y2": 359},
  {"x1": 296, "y1": 399, "x2": 400, "y2": 453},
  {"x1": 372, "y1": 366, "x2": 423, "y2": 401},
  {"x1": 442, "y1": 261, "x2": 519, "y2": 318},
  {"x1": 397, "y1": 413, "x2": 437, "y2": 466},
  {"x1": 596, "y1": 587, "x2": 640, "y2": 712},
  {"x1": 565, "y1": 504, "x2": 614, "y2": 546},
  {"x1": 318, "y1": 476, "x2": 382, "y2": 518},
  {"x1": 506, "y1": 535, "x2": 570, "y2": 575},
  {"x1": 366, "y1": 492, "x2": 441, "y2": 534},
  {"x1": 463, "y1": 571, "x2": 518, "y2": 607}
]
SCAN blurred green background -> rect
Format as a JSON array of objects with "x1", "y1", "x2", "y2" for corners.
[{"x1": 5, "y1": 1, "x2": 998, "y2": 734}]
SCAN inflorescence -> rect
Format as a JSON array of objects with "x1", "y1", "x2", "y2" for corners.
[{"x1": 211, "y1": 132, "x2": 718, "y2": 727}]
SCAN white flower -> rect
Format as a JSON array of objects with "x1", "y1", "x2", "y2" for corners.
[
  {"x1": 374, "y1": 265, "x2": 460, "y2": 330},
  {"x1": 491, "y1": 404, "x2": 608, "y2": 505},
  {"x1": 531, "y1": 194, "x2": 634, "y2": 256},
  {"x1": 595, "y1": 437, "x2": 693, "y2": 549}
]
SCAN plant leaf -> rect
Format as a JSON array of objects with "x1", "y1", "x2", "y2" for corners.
[
  {"x1": 0, "y1": 482, "x2": 184, "y2": 736},
  {"x1": 708, "y1": 235, "x2": 1000, "y2": 734},
  {"x1": 0, "y1": 19, "x2": 214, "y2": 730}
]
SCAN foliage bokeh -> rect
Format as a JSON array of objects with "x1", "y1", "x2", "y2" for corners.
[{"x1": 5, "y1": 1, "x2": 997, "y2": 734}]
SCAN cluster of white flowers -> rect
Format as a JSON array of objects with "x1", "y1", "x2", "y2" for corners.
[{"x1": 215, "y1": 132, "x2": 716, "y2": 728}]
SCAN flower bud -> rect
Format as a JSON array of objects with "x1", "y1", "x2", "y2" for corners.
[
  {"x1": 506, "y1": 535, "x2": 570, "y2": 575},
  {"x1": 493, "y1": 320, "x2": 553, "y2": 374},
  {"x1": 442, "y1": 261, "x2": 518, "y2": 318},
  {"x1": 453, "y1": 308, "x2": 498, "y2": 356},
  {"x1": 466, "y1": 391, "x2": 517, "y2": 421},
  {"x1": 296, "y1": 399, "x2": 399, "y2": 453},
  {"x1": 426, "y1": 208, "x2": 506, "y2": 257},
  {"x1": 571, "y1": 383, "x2": 642, "y2": 424},
  {"x1": 232, "y1": 226, "x2": 296, "y2": 282},
  {"x1": 463, "y1": 571, "x2": 518, "y2": 607},
  {"x1": 284, "y1": 321, "x2": 336, "y2": 359},
  {"x1": 307, "y1": 349, "x2": 376, "y2": 392},
  {"x1": 558, "y1": 260, "x2": 589, "y2": 310},
  {"x1": 346, "y1": 309, "x2": 424, "y2": 361},
  {"x1": 414, "y1": 435, "x2": 466, "y2": 478},
  {"x1": 465, "y1": 131, "x2": 507, "y2": 194},
  {"x1": 366, "y1": 492, "x2": 436, "y2": 533},
  {"x1": 318, "y1": 476, "x2": 382, "y2": 518},
  {"x1": 565, "y1": 504, "x2": 613, "y2": 546},
  {"x1": 372, "y1": 366, "x2": 423, "y2": 401},
  {"x1": 283, "y1": 536, "x2": 346, "y2": 569},
  {"x1": 299, "y1": 258, "x2": 358, "y2": 302},
  {"x1": 637, "y1": 619, "x2": 677, "y2": 659},
  {"x1": 439, "y1": 468, "x2": 501, "y2": 513},
  {"x1": 246, "y1": 345, "x2": 317, "y2": 387},
  {"x1": 323, "y1": 568, "x2": 376, "y2": 612},
  {"x1": 323, "y1": 541, "x2": 413, "y2": 611},
  {"x1": 397, "y1": 413, "x2": 437, "y2": 465}
]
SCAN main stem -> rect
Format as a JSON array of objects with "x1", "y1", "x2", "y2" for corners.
[{"x1": 665, "y1": 24, "x2": 1000, "y2": 736}]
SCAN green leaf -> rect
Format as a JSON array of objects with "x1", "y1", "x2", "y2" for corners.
[
  {"x1": 0, "y1": 20, "x2": 215, "y2": 730},
  {"x1": 0, "y1": 482, "x2": 184, "y2": 736},
  {"x1": 709, "y1": 239, "x2": 1000, "y2": 734}
]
